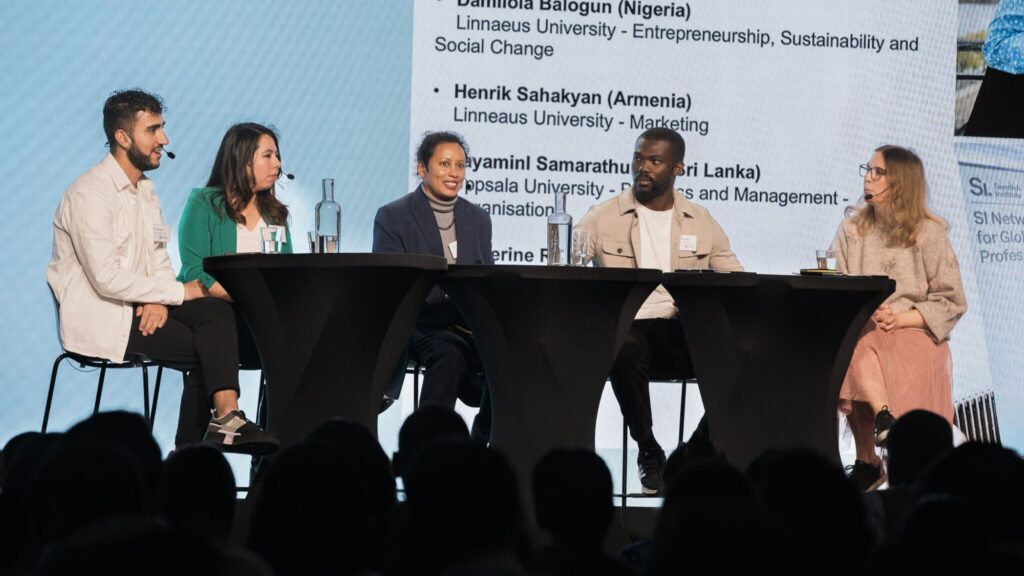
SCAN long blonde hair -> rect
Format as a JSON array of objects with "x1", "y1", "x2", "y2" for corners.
[{"x1": 853, "y1": 145, "x2": 943, "y2": 247}]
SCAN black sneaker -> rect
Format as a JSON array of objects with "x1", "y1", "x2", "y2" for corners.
[
  {"x1": 874, "y1": 406, "x2": 896, "y2": 447},
  {"x1": 845, "y1": 460, "x2": 882, "y2": 491},
  {"x1": 204, "y1": 410, "x2": 280, "y2": 455},
  {"x1": 637, "y1": 442, "x2": 667, "y2": 495}
]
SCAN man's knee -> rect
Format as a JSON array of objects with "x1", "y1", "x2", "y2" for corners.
[
  {"x1": 191, "y1": 297, "x2": 234, "y2": 318},
  {"x1": 424, "y1": 339, "x2": 470, "y2": 373},
  {"x1": 614, "y1": 333, "x2": 648, "y2": 369}
]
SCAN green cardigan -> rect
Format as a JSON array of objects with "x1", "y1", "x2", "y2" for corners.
[{"x1": 177, "y1": 187, "x2": 294, "y2": 288}]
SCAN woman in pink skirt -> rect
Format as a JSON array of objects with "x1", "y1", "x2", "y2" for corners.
[{"x1": 833, "y1": 145, "x2": 967, "y2": 488}]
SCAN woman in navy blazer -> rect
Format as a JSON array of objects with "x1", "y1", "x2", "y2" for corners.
[{"x1": 373, "y1": 131, "x2": 492, "y2": 438}]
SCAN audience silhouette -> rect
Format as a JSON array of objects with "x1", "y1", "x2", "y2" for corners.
[{"x1": 3, "y1": 406, "x2": 1021, "y2": 574}]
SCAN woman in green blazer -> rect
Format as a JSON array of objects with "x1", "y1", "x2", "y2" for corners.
[
  {"x1": 177, "y1": 122, "x2": 293, "y2": 300},
  {"x1": 175, "y1": 123, "x2": 292, "y2": 442}
]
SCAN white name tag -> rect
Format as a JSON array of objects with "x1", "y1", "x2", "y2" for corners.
[
  {"x1": 448, "y1": 240, "x2": 458, "y2": 260},
  {"x1": 679, "y1": 234, "x2": 697, "y2": 252},
  {"x1": 153, "y1": 224, "x2": 170, "y2": 243}
]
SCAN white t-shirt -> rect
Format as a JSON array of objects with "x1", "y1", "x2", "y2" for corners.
[
  {"x1": 635, "y1": 204, "x2": 677, "y2": 320},
  {"x1": 236, "y1": 217, "x2": 266, "y2": 254}
]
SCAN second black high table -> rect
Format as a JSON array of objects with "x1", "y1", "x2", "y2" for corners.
[{"x1": 438, "y1": 265, "x2": 661, "y2": 509}]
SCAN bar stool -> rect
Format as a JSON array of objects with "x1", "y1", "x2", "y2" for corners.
[{"x1": 618, "y1": 372, "x2": 696, "y2": 524}]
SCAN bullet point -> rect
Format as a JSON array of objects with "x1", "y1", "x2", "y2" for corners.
[{"x1": 433, "y1": 87, "x2": 439, "y2": 93}]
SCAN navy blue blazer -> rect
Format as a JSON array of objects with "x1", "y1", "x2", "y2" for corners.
[{"x1": 373, "y1": 188, "x2": 494, "y2": 325}]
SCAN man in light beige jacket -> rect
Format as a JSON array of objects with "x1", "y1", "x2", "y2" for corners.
[{"x1": 577, "y1": 128, "x2": 743, "y2": 494}]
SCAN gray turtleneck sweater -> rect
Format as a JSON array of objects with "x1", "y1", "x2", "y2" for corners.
[{"x1": 423, "y1": 187, "x2": 458, "y2": 263}]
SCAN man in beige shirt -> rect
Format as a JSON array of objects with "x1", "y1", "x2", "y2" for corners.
[
  {"x1": 577, "y1": 128, "x2": 743, "y2": 493},
  {"x1": 47, "y1": 89, "x2": 276, "y2": 454}
]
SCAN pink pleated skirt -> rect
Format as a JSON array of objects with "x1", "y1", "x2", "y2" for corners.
[{"x1": 838, "y1": 322, "x2": 954, "y2": 423}]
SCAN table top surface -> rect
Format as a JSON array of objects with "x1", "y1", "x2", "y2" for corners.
[
  {"x1": 203, "y1": 256, "x2": 895, "y2": 293},
  {"x1": 204, "y1": 252, "x2": 447, "y2": 271},
  {"x1": 442, "y1": 264, "x2": 663, "y2": 282},
  {"x1": 662, "y1": 270, "x2": 896, "y2": 291}
]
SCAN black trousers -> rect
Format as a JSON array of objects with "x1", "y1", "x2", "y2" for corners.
[
  {"x1": 609, "y1": 318, "x2": 694, "y2": 444},
  {"x1": 124, "y1": 297, "x2": 245, "y2": 447},
  {"x1": 408, "y1": 325, "x2": 491, "y2": 440}
]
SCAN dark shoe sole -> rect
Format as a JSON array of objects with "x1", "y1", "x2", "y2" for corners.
[{"x1": 211, "y1": 439, "x2": 280, "y2": 456}]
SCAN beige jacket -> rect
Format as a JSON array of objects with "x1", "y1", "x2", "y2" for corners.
[
  {"x1": 47, "y1": 154, "x2": 184, "y2": 362},
  {"x1": 577, "y1": 187, "x2": 744, "y2": 272}
]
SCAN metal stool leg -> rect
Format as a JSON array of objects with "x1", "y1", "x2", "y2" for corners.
[
  {"x1": 256, "y1": 371, "x2": 267, "y2": 428},
  {"x1": 142, "y1": 365, "x2": 151, "y2": 423},
  {"x1": 150, "y1": 366, "x2": 164, "y2": 428},
  {"x1": 93, "y1": 364, "x2": 108, "y2": 414},
  {"x1": 413, "y1": 362, "x2": 421, "y2": 411},
  {"x1": 43, "y1": 353, "x2": 70, "y2": 433},
  {"x1": 621, "y1": 416, "x2": 629, "y2": 528},
  {"x1": 677, "y1": 380, "x2": 688, "y2": 446}
]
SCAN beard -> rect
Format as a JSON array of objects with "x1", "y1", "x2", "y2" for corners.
[
  {"x1": 633, "y1": 175, "x2": 670, "y2": 204},
  {"x1": 126, "y1": 142, "x2": 160, "y2": 173}
]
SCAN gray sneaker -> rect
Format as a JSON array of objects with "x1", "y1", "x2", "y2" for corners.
[
  {"x1": 204, "y1": 409, "x2": 280, "y2": 455},
  {"x1": 637, "y1": 443, "x2": 667, "y2": 495}
]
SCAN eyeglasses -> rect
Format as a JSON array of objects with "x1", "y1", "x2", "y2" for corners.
[{"x1": 859, "y1": 164, "x2": 887, "y2": 181}]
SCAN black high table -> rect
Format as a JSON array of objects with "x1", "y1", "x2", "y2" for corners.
[
  {"x1": 661, "y1": 271, "x2": 895, "y2": 469},
  {"x1": 204, "y1": 253, "x2": 446, "y2": 447},
  {"x1": 438, "y1": 265, "x2": 661, "y2": 513}
]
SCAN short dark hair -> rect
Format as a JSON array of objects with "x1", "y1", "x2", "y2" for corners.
[
  {"x1": 638, "y1": 127, "x2": 686, "y2": 163},
  {"x1": 415, "y1": 131, "x2": 468, "y2": 168},
  {"x1": 103, "y1": 89, "x2": 165, "y2": 149}
]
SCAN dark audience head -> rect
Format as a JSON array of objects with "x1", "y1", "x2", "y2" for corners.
[
  {"x1": 159, "y1": 444, "x2": 236, "y2": 544},
  {"x1": 886, "y1": 409, "x2": 952, "y2": 486},
  {"x1": 663, "y1": 416, "x2": 719, "y2": 486},
  {"x1": 308, "y1": 418, "x2": 396, "y2": 516},
  {"x1": 403, "y1": 440, "x2": 525, "y2": 571},
  {"x1": 748, "y1": 449, "x2": 871, "y2": 569},
  {"x1": 27, "y1": 434, "x2": 150, "y2": 547},
  {"x1": 916, "y1": 442, "x2": 1024, "y2": 543},
  {"x1": 1, "y1": 431, "x2": 43, "y2": 488},
  {"x1": 66, "y1": 410, "x2": 163, "y2": 499},
  {"x1": 651, "y1": 458, "x2": 783, "y2": 575},
  {"x1": 874, "y1": 494, "x2": 1009, "y2": 573},
  {"x1": 395, "y1": 405, "x2": 469, "y2": 478},
  {"x1": 35, "y1": 517, "x2": 226, "y2": 576},
  {"x1": 248, "y1": 441, "x2": 368, "y2": 576},
  {"x1": 533, "y1": 448, "x2": 613, "y2": 546}
]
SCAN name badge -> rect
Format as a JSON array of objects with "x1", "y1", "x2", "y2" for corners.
[
  {"x1": 679, "y1": 234, "x2": 697, "y2": 252},
  {"x1": 153, "y1": 224, "x2": 170, "y2": 243},
  {"x1": 448, "y1": 240, "x2": 458, "y2": 260}
]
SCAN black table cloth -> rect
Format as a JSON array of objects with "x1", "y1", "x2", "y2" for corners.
[
  {"x1": 661, "y1": 271, "x2": 895, "y2": 468},
  {"x1": 205, "y1": 253, "x2": 446, "y2": 446},
  {"x1": 438, "y1": 265, "x2": 661, "y2": 507}
]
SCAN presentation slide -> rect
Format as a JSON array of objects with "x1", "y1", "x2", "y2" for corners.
[{"x1": 1, "y1": 0, "x2": 1021, "y2": 482}]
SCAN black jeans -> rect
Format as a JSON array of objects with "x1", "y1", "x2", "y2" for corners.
[
  {"x1": 124, "y1": 297, "x2": 243, "y2": 447},
  {"x1": 609, "y1": 318, "x2": 694, "y2": 444},
  {"x1": 409, "y1": 325, "x2": 491, "y2": 441}
]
